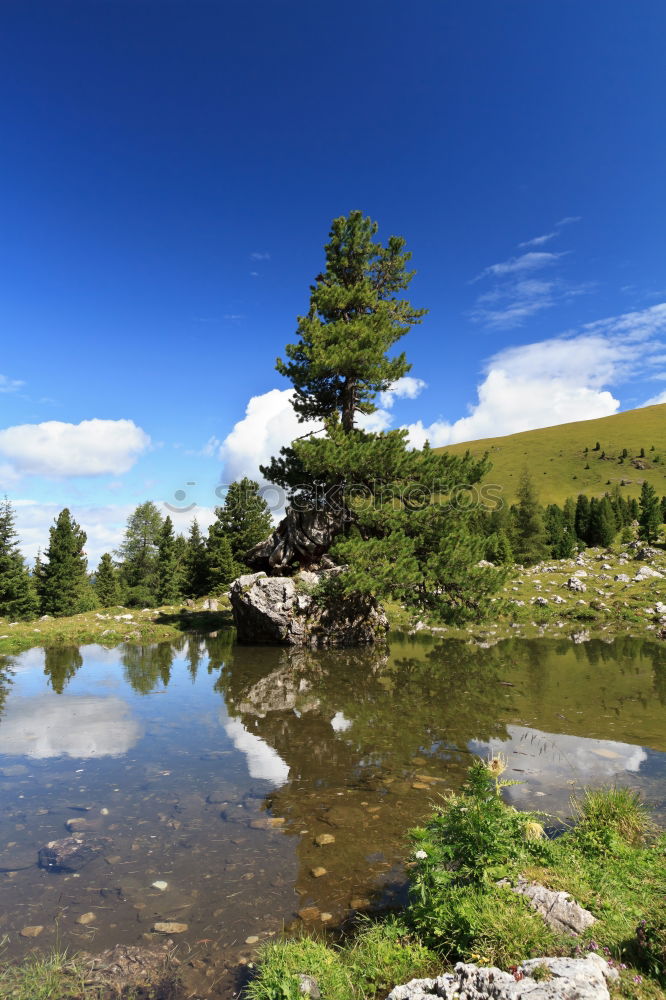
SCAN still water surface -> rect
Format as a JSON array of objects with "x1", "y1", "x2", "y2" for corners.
[{"x1": 0, "y1": 634, "x2": 665, "y2": 995}]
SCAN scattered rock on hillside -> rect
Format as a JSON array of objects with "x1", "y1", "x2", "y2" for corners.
[
  {"x1": 566, "y1": 577, "x2": 586, "y2": 593},
  {"x1": 386, "y1": 954, "x2": 616, "y2": 1000},
  {"x1": 230, "y1": 569, "x2": 388, "y2": 647},
  {"x1": 635, "y1": 565, "x2": 664, "y2": 581}
]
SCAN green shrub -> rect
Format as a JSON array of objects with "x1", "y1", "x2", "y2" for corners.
[
  {"x1": 571, "y1": 786, "x2": 651, "y2": 854},
  {"x1": 636, "y1": 913, "x2": 666, "y2": 984},
  {"x1": 246, "y1": 937, "x2": 351, "y2": 1000}
]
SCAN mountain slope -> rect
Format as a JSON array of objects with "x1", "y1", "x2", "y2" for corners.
[{"x1": 437, "y1": 403, "x2": 666, "y2": 506}]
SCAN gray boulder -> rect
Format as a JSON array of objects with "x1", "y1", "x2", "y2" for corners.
[
  {"x1": 230, "y1": 569, "x2": 389, "y2": 647},
  {"x1": 386, "y1": 954, "x2": 616, "y2": 1000},
  {"x1": 566, "y1": 577, "x2": 586, "y2": 593},
  {"x1": 509, "y1": 878, "x2": 596, "y2": 935}
]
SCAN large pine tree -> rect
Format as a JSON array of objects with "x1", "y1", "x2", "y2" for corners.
[
  {"x1": 0, "y1": 497, "x2": 38, "y2": 620},
  {"x1": 261, "y1": 210, "x2": 504, "y2": 621},
  {"x1": 41, "y1": 508, "x2": 89, "y2": 616}
]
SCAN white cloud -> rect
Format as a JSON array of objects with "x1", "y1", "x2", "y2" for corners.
[
  {"x1": 556, "y1": 215, "x2": 582, "y2": 227},
  {"x1": 378, "y1": 376, "x2": 427, "y2": 408},
  {"x1": 250, "y1": 251, "x2": 270, "y2": 261},
  {"x1": 405, "y1": 304, "x2": 666, "y2": 448},
  {"x1": 219, "y1": 379, "x2": 428, "y2": 484},
  {"x1": 0, "y1": 374, "x2": 24, "y2": 393},
  {"x1": 473, "y1": 251, "x2": 565, "y2": 283},
  {"x1": 641, "y1": 390, "x2": 666, "y2": 407},
  {"x1": 0, "y1": 694, "x2": 142, "y2": 758},
  {"x1": 219, "y1": 388, "x2": 322, "y2": 484},
  {"x1": 518, "y1": 232, "x2": 557, "y2": 248},
  {"x1": 13, "y1": 500, "x2": 135, "y2": 566},
  {"x1": 0, "y1": 419, "x2": 151, "y2": 478}
]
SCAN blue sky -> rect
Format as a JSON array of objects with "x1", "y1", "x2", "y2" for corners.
[{"x1": 2, "y1": 0, "x2": 666, "y2": 562}]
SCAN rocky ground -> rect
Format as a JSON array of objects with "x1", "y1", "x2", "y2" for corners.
[{"x1": 405, "y1": 541, "x2": 666, "y2": 645}]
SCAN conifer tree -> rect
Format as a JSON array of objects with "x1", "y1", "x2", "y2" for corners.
[
  {"x1": 261, "y1": 210, "x2": 506, "y2": 620},
  {"x1": 638, "y1": 481, "x2": 661, "y2": 543},
  {"x1": 213, "y1": 479, "x2": 273, "y2": 568},
  {"x1": 173, "y1": 533, "x2": 189, "y2": 597},
  {"x1": 545, "y1": 503, "x2": 575, "y2": 559},
  {"x1": 156, "y1": 515, "x2": 179, "y2": 605},
  {"x1": 95, "y1": 552, "x2": 120, "y2": 607},
  {"x1": 575, "y1": 494, "x2": 591, "y2": 544},
  {"x1": 116, "y1": 501, "x2": 163, "y2": 605},
  {"x1": 185, "y1": 519, "x2": 210, "y2": 596},
  {"x1": 0, "y1": 497, "x2": 38, "y2": 620},
  {"x1": 588, "y1": 497, "x2": 617, "y2": 547},
  {"x1": 661, "y1": 496, "x2": 666, "y2": 524},
  {"x1": 40, "y1": 508, "x2": 89, "y2": 616},
  {"x1": 206, "y1": 524, "x2": 236, "y2": 594},
  {"x1": 512, "y1": 471, "x2": 549, "y2": 565}
]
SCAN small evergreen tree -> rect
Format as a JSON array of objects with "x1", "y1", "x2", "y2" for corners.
[
  {"x1": 588, "y1": 497, "x2": 617, "y2": 547},
  {"x1": 156, "y1": 516, "x2": 179, "y2": 605},
  {"x1": 206, "y1": 524, "x2": 236, "y2": 594},
  {"x1": 116, "y1": 501, "x2": 163, "y2": 605},
  {"x1": 575, "y1": 494, "x2": 591, "y2": 544},
  {"x1": 41, "y1": 509, "x2": 89, "y2": 616},
  {"x1": 638, "y1": 481, "x2": 661, "y2": 544},
  {"x1": 622, "y1": 448, "x2": 628, "y2": 458},
  {"x1": 512, "y1": 471, "x2": 549, "y2": 565},
  {"x1": 661, "y1": 496, "x2": 666, "y2": 524},
  {"x1": 594, "y1": 441, "x2": 600, "y2": 451},
  {"x1": 213, "y1": 478, "x2": 273, "y2": 568},
  {"x1": 640, "y1": 447, "x2": 646, "y2": 458},
  {"x1": 185, "y1": 519, "x2": 210, "y2": 597},
  {"x1": 95, "y1": 552, "x2": 119, "y2": 606},
  {"x1": 0, "y1": 497, "x2": 38, "y2": 620}
]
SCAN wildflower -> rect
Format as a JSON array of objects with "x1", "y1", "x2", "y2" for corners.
[
  {"x1": 633, "y1": 975, "x2": 643, "y2": 984},
  {"x1": 484, "y1": 754, "x2": 507, "y2": 778},
  {"x1": 523, "y1": 820, "x2": 545, "y2": 841},
  {"x1": 414, "y1": 850, "x2": 428, "y2": 860},
  {"x1": 587, "y1": 940, "x2": 598, "y2": 951}
]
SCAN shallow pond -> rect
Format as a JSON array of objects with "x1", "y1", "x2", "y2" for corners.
[{"x1": 0, "y1": 633, "x2": 665, "y2": 996}]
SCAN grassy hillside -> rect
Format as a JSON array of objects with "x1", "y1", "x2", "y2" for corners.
[{"x1": 438, "y1": 403, "x2": 666, "y2": 506}]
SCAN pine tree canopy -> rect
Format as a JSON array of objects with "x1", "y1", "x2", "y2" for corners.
[
  {"x1": 0, "y1": 497, "x2": 38, "y2": 620},
  {"x1": 41, "y1": 508, "x2": 89, "y2": 616},
  {"x1": 213, "y1": 478, "x2": 273, "y2": 567},
  {"x1": 95, "y1": 552, "x2": 120, "y2": 607},
  {"x1": 156, "y1": 515, "x2": 180, "y2": 605},
  {"x1": 638, "y1": 481, "x2": 661, "y2": 544},
  {"x1": 275, "y1": 209, "x2": 427, "y2": 432}
]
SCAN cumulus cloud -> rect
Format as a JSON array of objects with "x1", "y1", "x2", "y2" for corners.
[
  {"x1": 0, "y1": 694, "x2": 142, "y2": 758},
  {"x1": 0, "y1": 374, "x2": 25, "y2": 393},
  {"x1": 0, "y1": 419, "x2": 151, "y2": 478},
  {"x1": 219, "y1": 388, "x2": 321, "y2": 484},
  {"x1": 219, "y1": 378, "x2": 428, "y2": 484},
  {"x1": 405, "y1": 304, "x2": 666, "y2": 448}
]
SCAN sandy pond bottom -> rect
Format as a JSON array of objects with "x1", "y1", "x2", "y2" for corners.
[{"x1": 0, "y1": 633, "x2": 665, "y2": 997}]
